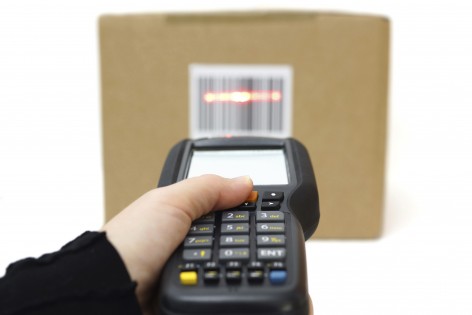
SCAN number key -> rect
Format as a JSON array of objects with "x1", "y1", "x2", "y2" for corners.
[
  {"x1": 219, "y1": 248, "x2": 250, "y2": 261},
  {"x1": 256, "y1": 223, "x2": 285, "y2": 233},
  {"x1": 220, "y1": 235, "x2": 250, "y2": 247},
  {"x1": 188, "y1": 224, "x2": 214, "y2": 235},
  {"x1": 184, "y1": 236, "x2": 213, "y2": 248},
  {"x1": 257, "y1": 235, "x2": 285, "y2": 246},
  {"x1": 221, "y1": 223, "x2": 249, "y2": 234},
  {"x1": 256, "y1": 211, "x2": 284, "y2": 222},
  {"x1": 222, "y1": 211, "x2": 249, "y2": 222}
]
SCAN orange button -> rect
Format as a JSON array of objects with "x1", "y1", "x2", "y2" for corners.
[{"x1": 246, "y1": 191, "x2": 258, "y2": 203}]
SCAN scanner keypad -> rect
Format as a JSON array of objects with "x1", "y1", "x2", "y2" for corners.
[{"x1": 179, "y1": 191, "x2": 288, "y2": 286}]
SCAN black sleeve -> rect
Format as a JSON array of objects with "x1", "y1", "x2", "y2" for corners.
[{"x1": 0, "y1": 231, "x2": 142, "y2": 315}]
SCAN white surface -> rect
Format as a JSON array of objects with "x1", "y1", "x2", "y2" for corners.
[
  {"x1": 188, "y1": 150, "x2": 289, "y2": 185},
  {"x1": 1, "y1": 1, "x2": 471, "y2": 314}
]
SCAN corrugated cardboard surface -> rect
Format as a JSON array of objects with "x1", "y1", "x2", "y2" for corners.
[{"x1": 100, "y1": 11, "x2": 389, "y2": 238}]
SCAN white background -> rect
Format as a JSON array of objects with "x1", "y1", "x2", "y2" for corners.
[{"x1": 1, "y1": 1, "x2": 471, "y2": 314}]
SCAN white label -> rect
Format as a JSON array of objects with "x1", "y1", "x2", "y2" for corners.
[{"x1": 189, "y1": 64, "x2": 293, "y2": 138}]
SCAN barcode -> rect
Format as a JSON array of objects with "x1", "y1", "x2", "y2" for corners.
[{"x1": 190, "y1": 65, "x2": 292, "y2": 138}]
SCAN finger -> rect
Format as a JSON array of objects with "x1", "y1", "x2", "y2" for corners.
[
  {"x1": 156, "y1": 174, "x2": 253, "y2": 221},
  {"x1": 309, "y1": 296, "x2": 314, "y2": 315}
]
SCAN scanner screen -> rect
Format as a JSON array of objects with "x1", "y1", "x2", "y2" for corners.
[{"x1": 187, "y1": 149, "x2": 289, "y2": 185}]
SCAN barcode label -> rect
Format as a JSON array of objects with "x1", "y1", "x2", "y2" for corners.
[{"x1": 190, "y1": 65, "x2": 292, "y2": 138}]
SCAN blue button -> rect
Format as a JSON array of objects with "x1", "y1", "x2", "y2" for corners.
[{"x1": 269, "y1": 270, "x2": 287, "y2": 284}]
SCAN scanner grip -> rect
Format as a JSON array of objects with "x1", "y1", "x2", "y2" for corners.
[{"x1": 158, "y1": 139, "x2": 188, "y2": 188}]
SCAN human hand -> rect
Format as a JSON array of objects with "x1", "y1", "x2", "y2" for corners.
[{"x1": 102, "y1": 174, "x2": 253, "y2": 313}]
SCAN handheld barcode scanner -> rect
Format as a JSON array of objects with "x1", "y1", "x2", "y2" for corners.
[{"x1": 154, "y1": 137, "x2": 320, "y2": 315}]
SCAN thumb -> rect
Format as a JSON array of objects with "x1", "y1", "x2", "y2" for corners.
[{"x1": 156, "y1": 174, "x2": 253, "y2": 221}]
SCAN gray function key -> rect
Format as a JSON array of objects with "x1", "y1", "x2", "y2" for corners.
[
  {"x1": 257, "y1": 223, "x2": 285, "y2": 234},
  {"x1": 222, "y1": 211, "x2": 249, "y2": 222},
  {"x1": 256, "y1": 211, "x2": 285, "y2": 222},
  {"x1": 183, "y1": 249, "x2": 212, "y2": 261},
  {"x1": 261, "y1": 201, "x2": 281, "y2": 210},
  {"x1": 239, "y1": 202, "x2": 256, "y2": 210},
  {"x1": 221, "y1": 223, "x2": 250, "y2": 234},
  {"x1": 262, "y1": 191, "x2": 284, "y2": 201},
  {"x1": 257, "y1": 248, "x2": 286, "y2": 260},
  {"x1": 188, "y1": 224, "x2": 214, "y2": 235}
]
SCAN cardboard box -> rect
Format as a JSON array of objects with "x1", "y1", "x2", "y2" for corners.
[{"x1": 99, "y1": 11, "x2": 389, "y2": 238}]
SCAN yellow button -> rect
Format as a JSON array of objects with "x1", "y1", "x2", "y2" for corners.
[
  {"x1": 246, "y1": 191, "x2": 258, "y2": 203},
  {"x1": 180, "y1": 271, "x2": 198, "y2": 285}
]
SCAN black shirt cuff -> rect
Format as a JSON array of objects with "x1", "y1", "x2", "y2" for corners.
[{"x1": 0, "y1": 231, "x2": 142, "y2": 315}]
